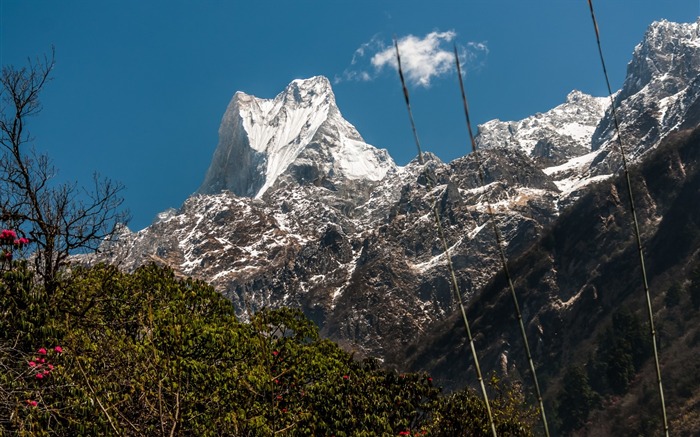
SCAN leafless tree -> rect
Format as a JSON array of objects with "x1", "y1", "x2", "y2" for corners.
[{"x1": 0, "y1": 49, "x2": 129, "y2": 293}]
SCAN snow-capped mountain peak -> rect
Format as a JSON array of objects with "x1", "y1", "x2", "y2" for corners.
[
  {"x1": 198, "y1": 76, "x2": 396, "y2": 198},
  {"x1": 590, "y1": 19, "x2": 700, "y2": 161},
  {"x1": 98, "y1": 19, "x2": 700, "y2": 374},
  {"x1": 475, "y1": 90, "x2": 608, "y2": 167},
  {"x1": 476, "y1": 19, "x2": 700, "y2": 201},
  {"x1": 620, "y1": 19, "x2": 700, "y2": 101},
  {"x1": 284, "y1": 75, "x2": 336, "y2": 105}
]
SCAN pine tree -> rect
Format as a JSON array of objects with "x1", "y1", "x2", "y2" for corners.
[{"x1": 556, "y1": 366, "x2": 599, "y2": 435}]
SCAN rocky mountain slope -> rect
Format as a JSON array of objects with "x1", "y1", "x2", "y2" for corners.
[
  {"x1": 399, "y1": 125, "x2": 700, "y2": 435},
  {"x1": 102, "y1": 18, "x2": 700, "y2": 396}
]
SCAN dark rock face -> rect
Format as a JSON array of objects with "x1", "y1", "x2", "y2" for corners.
[
  {"x1": 106, "y1": 144, "x2": 561, "y2": 359},
  {"x1": 592, "y1": 21, "x2": 700, "y2": 165},
  {"x1": 620, "y1": 20, "x2": 700, "y2": 101},
  {"x1": 100, "y1": 20, "x2": 700, "y2": 395},
  {"x1": 197, "y1": 94, "x2": 268, "y2": 197},
  {"x1": 532, "y1": 136, "x2": 589, "y2": 167},
  {"x1": 396, "y1": 126, "x2": 700, "y2": 435}
]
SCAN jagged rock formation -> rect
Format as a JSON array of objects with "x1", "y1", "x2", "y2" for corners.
[
  {"x1": 398, "y1": 125, "x2": 700, "y2": 435},
  {"x1": 102, "y1": 18, "x2": 700, "y2": 382},
  {"x1": 476, "y1": 90, "x2": 608, "y2": 168},
  {"x1": 198, "y1": 76, "x2": 395, "y2": 199}
]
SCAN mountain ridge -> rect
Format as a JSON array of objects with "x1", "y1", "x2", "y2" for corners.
[
  {"x1": 197, "y1": 75, "x2": 396, "y2": 200},
  {"x1": 102, "y1": 18, "x2": 700, "y2": 376}
]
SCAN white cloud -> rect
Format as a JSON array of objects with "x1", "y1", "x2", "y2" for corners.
[
  {"x1": 372, "y1": 31, "x2": 456, "y2": 87},
  {"x1": 466, "y1": 41, "x2": 489, "y2": 54},
  {"x1": 461, "y1": 41, "x2": 489, "y2": 73},
  {"x1": 336, "y1": 31, "x2": 488, "y2": 88},
  {"x1": 351, "y1": 35, "x2": 384, "y2": 66}
]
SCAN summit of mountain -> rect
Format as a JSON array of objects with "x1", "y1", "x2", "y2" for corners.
[
  {"x1": 197, "y1": 75, "x2": 396, "y2": 200},
  {"x1": 101, "y1": 20, "x2": 700, "y2": 408}
]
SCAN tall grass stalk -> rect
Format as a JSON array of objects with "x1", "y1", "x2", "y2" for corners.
[
  {"x1": 393, "y1": 39, "x2": 498, "y2": 437},
  {"x1": 586, "y1": 1, "x2": 669, "y2": 435},
  {"x1": 453, "y1": 46, "x2": 551, "y2": 437}
]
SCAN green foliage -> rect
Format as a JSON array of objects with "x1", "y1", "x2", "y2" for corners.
[
  {"x1": 428, "y1": 375, "x2": 536, "y2": 436},
  {"x1": 0, "y1": 262, "x2": 535, "y2": 436},
  {"x1": 0, "y1": 260, "x2": 40, "y2": 343},
  {"x1": 589, "y1": 308, "x2": 650, "y2": 395},
  {"x1": 555, "y1": 309, "x2": 651, "y2": 434},
  {"x1": 556, "y1": 366, "x2": 600, "y2": 435}
]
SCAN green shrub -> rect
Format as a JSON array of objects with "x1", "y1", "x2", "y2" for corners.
[{"x1": 1, "y1": 262, "x2": 535, "y2": 435}]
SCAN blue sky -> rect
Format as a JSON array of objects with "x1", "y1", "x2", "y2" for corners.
[{"x1": 1, "y1": 1, "x2": 698, "y2": 231}]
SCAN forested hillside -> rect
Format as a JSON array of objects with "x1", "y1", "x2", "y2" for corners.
[{"x1": 0, "y1": 261, "x2": 535, "y2": 436}]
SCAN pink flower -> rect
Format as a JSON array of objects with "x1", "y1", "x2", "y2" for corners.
[
  {"x1": 272, "y1": 350, "x2": 279, "y2": 356},
  {"x1": 54, "y1": 346, "x2": 63, "y2": 353},
  {"x1": 28, "y1": 361, "x2": 37, "y2": 367},
  {"x1": 26, "y1": 400, "x2": 38, "y2": 407},
  {"x1": 37, "y1": 348, "x2": 47, "y2": 355},
  {"x1": 398, "y1": 431, "x2": 411, "y2": 436},
  {"x1": 48, "y1": 364, "x2": 54, "y2": 370},
  {"x1": 35, "y1": 373, "x2": 44, "y2": 379},
  {"x1": 342, "y1": 375, "x2": 349, "y2": 380},
  {"x1": 1, "y1": 229, "x2": 16, "y2": 240}
]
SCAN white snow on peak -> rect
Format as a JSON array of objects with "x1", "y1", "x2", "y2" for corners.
[
  {"x1": 238, "y1": 77, "x2": 335, "y2": 196},
  {"x1": 476, "y1": 90, "x2": 608, "y2": 158},
  {"x1": 200, "y1": 76, "x2": 396, "y2": 198},
  {"x1": 543, "y1": 149, "x2": 609, "y2": 197},
  {"x1": 646, "y1": 19, "x2": 700, "y2": 42}
]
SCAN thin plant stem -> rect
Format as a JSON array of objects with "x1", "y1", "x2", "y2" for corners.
[
  {"x1": 454, "y1": 45, "x2": 551, "y2": 437},
  {"x1": 76, "y1": 357, "x2": 121, "y2": 436},
  {"x1": 394, "y1": 38, "x2": 498, "y2": 437},
  {"x1": 586, "y1": 2, "x2": 669, "y2": 435}
]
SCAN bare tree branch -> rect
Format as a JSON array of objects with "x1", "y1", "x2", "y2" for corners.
[{"x1": 0, "y1": 49, "x2": 130, "y2": 293}]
